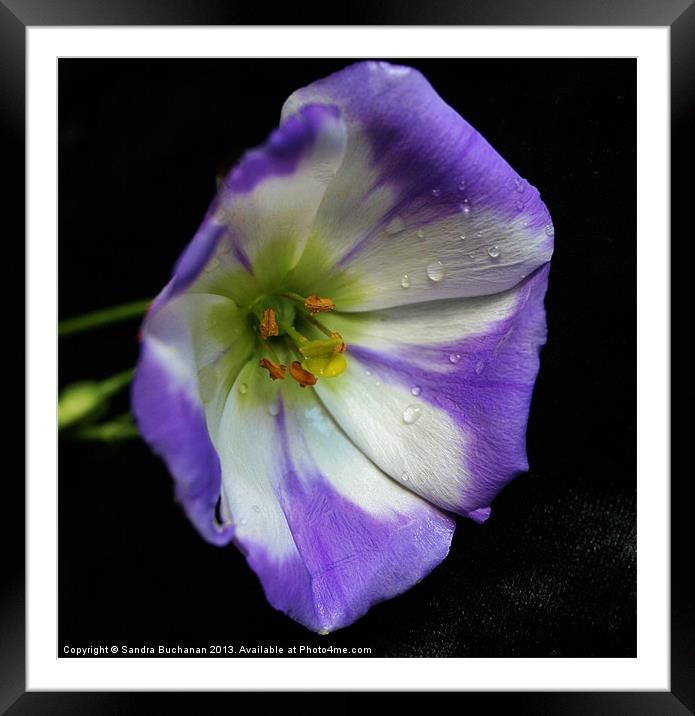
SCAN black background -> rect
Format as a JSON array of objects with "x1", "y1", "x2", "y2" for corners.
[{"x1": 58, "y1": 59, "x2": 635, "y2": 658}]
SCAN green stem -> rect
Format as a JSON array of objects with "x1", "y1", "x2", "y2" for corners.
[{"x1": 59, "y1": 299, "x2": 152, "y2": 337}]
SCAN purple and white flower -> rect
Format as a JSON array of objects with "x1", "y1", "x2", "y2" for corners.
[{"x1": 132, "y1": 61, "x2": 554, "y2": 633}]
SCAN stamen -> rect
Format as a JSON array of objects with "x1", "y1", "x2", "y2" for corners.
[
  {"x1": 304, "y1": 295, "x2": 336, "y2": 314},
  {"x1": 259, "y1": 308, "x2": 279, "y2": 339},
  {"x1": 282, "y1": 291, "x2": 336, "y2": 314},
  {"x1": 259, "y1": 358, "x2": 286, "y2": 381},
  {"x1": 304, "y1": 313, "x2": 333, "y2": 338},
  {"x1": 330, "y1": 331, "x2": 346, "y2": 353},
  {"x1": 289, "y1": 361, "x2": 317, "y2": 388}
]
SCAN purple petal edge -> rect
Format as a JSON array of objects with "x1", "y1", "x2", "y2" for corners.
[
  {"x1": 150, "y1": 103, "x2": 343, "y2": 315},
  {"x1": 349, "y1": 264, "x2": 551, "y2": 516},
  {"x1": 287, "y1": 61, "x2": 552, "y2": 267},
  {"x1": 238, "y1": 402, "x2": 455, "y2": 633},
  {"x1": 132, "y1": 340, "x2": 233, "y2": 546}
]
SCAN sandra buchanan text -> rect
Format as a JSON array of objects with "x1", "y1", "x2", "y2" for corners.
[{"x1": 62, "y1": 645, "x2": 371, "y2": 656}]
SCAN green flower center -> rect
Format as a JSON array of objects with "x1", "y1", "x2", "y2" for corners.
[{"x1": 249, "y1": 291, "x2": 348, "y2": 388}]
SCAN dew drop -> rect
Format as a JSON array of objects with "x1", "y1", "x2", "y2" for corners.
[
  {"x1": 240, "y1": 518, "x2": 248, "y2": 526},
  {"x1": 487, "y1": 245, "x2": 501, "y2": 259},
  {"x1": 238, "y1": 382, "x2": 248, "y2": 395},
  {"x1": 460, "y1": 200, "x2": 471, "y2": 215},
  {"x1": 410, "y1": 385, "x2": 422, "y2": 396},
  {"x1": 402, "y1": 404, "x2": 422, "y2": 424},
  {"x1": 545, "y1": 223, "x2": 555, "y2": 237},
  {"x1": 458, "y1": 179, "x2": 467, "y2": 191},
  {"x1": 515, "y1": 200, "x2": 524, "y2": 212},
  {"x1": 417, "y1": 229, "x2": 425, "y2": 239},
  {"x1": 400, "y1": 273, "x2": 411, "y2": 289},
  {"x1": 252, "y1": 505, "x2": 260, "y2": 513},
  {"x1": 514, "y1": 177, "x2": 525, "y2": 193},
  {"x1": 384, "y1": 215, "x2": 406, "y2": 235},
  {"x1": 431, "y1": 187, "x2": 441, "y2": 197},
  {"x1": 267, "y1": 401, "x2": 280, "y2": 416},
  {"x1": 459, "y1": 233, "x2": 466, "y2": 241},
  {"x1": 475, "y1": 360, "x2": 485, "y2": 375},
  {"x1": 401, "y1": 472, "x2": 410, "y2": 482},
  {"x1": 426, "y1": 261, "x2": 446, "y2": 282},
  {"x1": 449, "y1": 353, "x2": 461, "y2": 364},
  {"x1": 365, "y1": 370, "x2": 372, "y2": 377}
]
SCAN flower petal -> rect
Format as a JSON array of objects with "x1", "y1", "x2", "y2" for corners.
[
  {"x1": 212, "y1": 362, "x2": 454, "y2": 633},
  {"x1": 132, "y1": 293, "x2": 254, "y2": 543},
  {"x1": 312, "y1": 265, "x2": 550, "y2": 517},
  {"x1": 282, "y1": 61, "x2": 553, "y2": 311},
  {"x1": 179, "y1": 103, "x2": 348, "y2": 306}
]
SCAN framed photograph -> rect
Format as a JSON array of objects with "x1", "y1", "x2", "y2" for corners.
[{"x1": 11, "y1": 0, "x2": 681, "y2": 708}]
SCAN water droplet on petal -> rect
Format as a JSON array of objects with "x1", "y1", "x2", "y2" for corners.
[
  {"x1": 240, "y1": 518, "x2": 248, "y2": 526},
  {"x1": 460, "y1": 200, "x2": 471, "y2": 215},
  {"x1": 252, "y1": 505, "x2": 260, "y2": 513},
  {"x1": 431, "y1": 187, "x2": 441, "y2": 197},
  {"x1": 545, "y1": 223, "x2": 555, "y2": 237},
  {"x1": 238, "y1": 382, "x2": 248, "y2": 395},
  {"x1": 410, "y1": 385, "x2": 422, "y2": 396},
  {"x1": 384, "y1": 215, "x2": 406, "y2": 235},
  {"x1": 459, "y1": 233, "x2": 466, "y2": 241},
  {"x1": 475, "y1": 360, "x2": 485, "y2": 375},
  {"x1": 267, "y1": 401, "x2": 280, "y2": 416},
  {"x1": 426, "y1": 261, "x2": 446, "y2": 282},
  {"x1": 400, "y1": 273, "x2": 411, "y2": 289},
  {"x1": 449, "y1": 353, "x2": 461, "y2": 364},
  {"x1": 458, "y1": 179, "x2": 467, "y2": 191},
  {"x1": 487, "y1": 245, "x2": 501, "y2": 259},
  {"x1": 417, "y1": 229, "x2": 425, "y2": 239},
  {"x1": 515, "y1": 200, "x2": 524, "y2": 211},
  {"x1": 402, "y1": 404, "x2": 422, "y2": 424},
  {"x1": 401, "y1": 472, "x2": 410, "y2": 482},
  {"x1": 514, "y1": 177, "x2": 525, "y2": 193}
]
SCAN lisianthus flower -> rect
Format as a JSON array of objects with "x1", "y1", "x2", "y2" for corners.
[{"x1": 133, "y1": 62, "x2": 554, "y2": 633}]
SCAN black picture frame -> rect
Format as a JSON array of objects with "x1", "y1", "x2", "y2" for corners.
[{"x1": 8, "y1": 0, "x2": 682, "y2": 710}]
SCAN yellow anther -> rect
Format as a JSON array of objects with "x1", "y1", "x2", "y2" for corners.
[
  {"x1": 259, "y1": 308, "x2": 279, "y2": 339},
  {"x1": 259, "y1": 358, "x2": 286, "y2": 381},
  {"x1": 304, "y1": 295, "x2": 336, "y2": 314},
  {"x1": 289, "y1": 361, "x2": 317, "y2": 388},
  {"x1": 302, "y1": 353, "x2": 348, "y2": 378}
]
